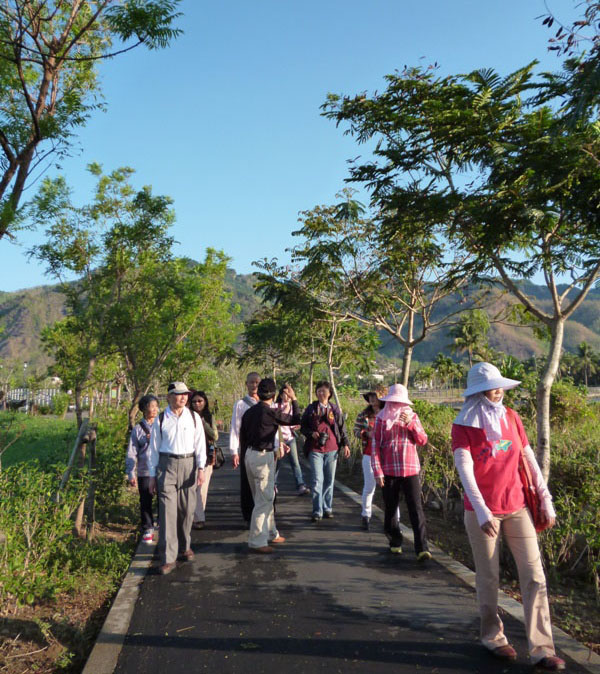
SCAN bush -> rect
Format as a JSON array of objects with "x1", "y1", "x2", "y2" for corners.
[{"x1": 52, "y1": 392, "x2": 70, "y2": 417}]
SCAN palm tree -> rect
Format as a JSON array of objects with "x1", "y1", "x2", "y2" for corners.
[
  {"x1": 575, "y1": 342, "x2": 597, "y2": 387},
  {"x1": 449, "y1": 310, "x2": 490, "y2": 367}
]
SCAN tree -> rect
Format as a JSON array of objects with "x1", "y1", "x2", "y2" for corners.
[
  {"x1": 0, "y1": 0, "x2": 182, "y2": 240},
  {"x1": 575, "y1": 341, "x2": 597, "y2": 387},
  {"x1": 29, "y1": 165, "x2": 240, "y2": 429},
  {"x1": 257, "y1": 191, "x2": 474, "y2": 388},
  {"x1": 322, "y1": 62, "x2": 600, "y2": 479},
  {"x1": 248, "y1": 274, "x2": 380, "y2": 408},
  {"x1": 449, "y1": 309, "x2": 490, "y2": 367}
]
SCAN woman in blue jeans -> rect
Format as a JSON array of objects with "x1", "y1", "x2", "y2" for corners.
[
  {"x1": 275, "y1": 386, "x2": 310, "y2": 495},
  {"x1": 301, "y1": 381, "x2": 350, "y2": 521}
]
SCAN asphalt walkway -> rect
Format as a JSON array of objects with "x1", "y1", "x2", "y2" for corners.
[{"x1": 86, "y1": 446, "x2": 597, "y2": 674}]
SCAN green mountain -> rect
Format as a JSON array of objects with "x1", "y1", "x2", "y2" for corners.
[{"x1": 2, "y1": 273, "x2": 599, "y2": 374}]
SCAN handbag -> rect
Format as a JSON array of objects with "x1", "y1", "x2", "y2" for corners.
[
  {"x1": 212, "y1": 444, "x2": 225, "y2": 470},
  {"x1": 508, "y1": 409, "x2": 551, "y2": 533}
]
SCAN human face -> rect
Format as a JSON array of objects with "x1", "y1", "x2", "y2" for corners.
[
  {"x1": 368, "y1": 393, "x2": 381, "y2": 409},
  {"x1": 246, "y1": 374, "x2": 260, "y2": 396},
  {"x1": 484, "y1": 388, "x2": 504, "y2": 404},
  {"x1": 144, "y1": 400, "x2": 159, "y2": 421},
  {"x1": 191, "y1": 396, "x2": 206, "y2": 413},
  {"x1": 168, "y1": 392, "x2": 189, "y2": 411},
  {"x1": 316, "y1": 386, "x2": 330, "y2": 404}
]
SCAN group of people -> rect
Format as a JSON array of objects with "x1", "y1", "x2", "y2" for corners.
[{"x1": 125, "y1": 363, "x2": 565, "y2": 672}]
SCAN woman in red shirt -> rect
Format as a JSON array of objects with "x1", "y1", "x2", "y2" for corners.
[{"x1": 452, "y1": 362, "x2": 564, "y2": 672}]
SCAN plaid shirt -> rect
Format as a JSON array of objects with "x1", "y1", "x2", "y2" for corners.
[{"x1": 370, "y1": 413, "x2": 428, "y2": 479}]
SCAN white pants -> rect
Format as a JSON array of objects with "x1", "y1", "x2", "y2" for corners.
[
  {"x1": 362, "y1": 454, "x2": 400, "y2": 522},
  {"x1": 194, "y1": 464, "x2": 214, "y2": 522},
  {"x1": 245, "y1": 449, "x2": 278, "y2": 548}
]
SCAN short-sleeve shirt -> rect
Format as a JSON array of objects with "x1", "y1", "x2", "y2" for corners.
[{"x1": 451, "y1": 408, "x2": 527, "y2": 515}]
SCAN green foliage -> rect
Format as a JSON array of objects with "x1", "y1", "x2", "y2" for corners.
[
  {"x1": 52, "y1": 392, "x2": 71, "y2": 417},
  {"x1": 0, "y1": 414, "x2": 134, "y2": 606}
]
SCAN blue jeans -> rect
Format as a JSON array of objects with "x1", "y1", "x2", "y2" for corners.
[
  {"x1": 310, "y1": 450, "x2": 338, "y2": 516},
  {"x1": 285, "y1": 437, "x2": 306, "y2": 488}
]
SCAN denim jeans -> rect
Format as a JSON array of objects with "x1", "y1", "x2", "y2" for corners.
[
  {"x1": 310, "y1": 450, "x2": 338, "y2": 516},
  {"x1": 284, "y1": 436, "x2": 306, "y2": 488}
]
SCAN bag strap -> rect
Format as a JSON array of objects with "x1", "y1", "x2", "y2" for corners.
[
  {"x1": 506, "y1": 408, "x2": 535, "y2": 486},
  {"x1": 160, "y1": 409, "x2": 196, "y2": 439}
]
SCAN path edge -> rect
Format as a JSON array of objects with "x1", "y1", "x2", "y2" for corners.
[
  {"x1": 81, "y1": 537, "x2": 156, "y2": 674},
  {"x1": 335, "y1": 478, "x2": 600, "y2": 674}
]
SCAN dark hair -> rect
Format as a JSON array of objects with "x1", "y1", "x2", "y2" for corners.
[
  {"x1": 276, "y1": 384, "x2": 292, "y2": 404},
  {"x1": 188, "y1": 390, "x2": 213, "y2": 425},
  {"x1": 257, "y1": 378, "x2": 277, "y2": 401},
  {"x1": 314, "y1": 381, "x2": 332, "y2": 399},
  {"x1": 139, "y1": 394, "x2": 159, "y2": 413}
]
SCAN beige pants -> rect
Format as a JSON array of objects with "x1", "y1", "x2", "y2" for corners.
[
  {"x1": 157, "y1": 454, "x2": 197, "y2": 565},
  {"x1": 464, "y1": 508, "x2": 555, "y2": 662},
  {"x1": 245, "y1": 449, "x2": 278, "y2": 548},
  {"x1": 194, "y1": 464, "x2": 214, "y2": 522}
]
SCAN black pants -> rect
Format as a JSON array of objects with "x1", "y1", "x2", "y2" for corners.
[
  {"x1": 240, "y1": 446, "x2": 254, "y2": 523},
  {"x1": 137, "y1": 476, "x2": 157, "y2": 530},
  {"x1": 382, "y1": 474, "x2": 428, "y2": 554}
]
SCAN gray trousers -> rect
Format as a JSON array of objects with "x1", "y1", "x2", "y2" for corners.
[{"x1": 157, "y1": 454, "x2": 197, "y2": 565}]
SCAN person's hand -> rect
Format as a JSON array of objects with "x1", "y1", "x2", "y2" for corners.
[
  {"x1": 282, "y1": 443, "x2": 290, "y2": 455},
  {"x1": 312, "y1": 432, "x2": 320, "y2": 440},
  {"x1": 481, "y1": 519, "x2": 499, "y2": 537},
  {"x1": 148, "y1": 477, "x2": 156, "y2": 495},
  {"x1": 232, "y1": 454, "x2": 240, "y2": 469},
  {"x1": 128, "y1": 476, "x2": 137, "y2": 488},
  {"x1": 540, "y1": 508, "x2": 556, "y2": 529},
  {"x1": 399, "y1": 409, "x2": 414, "y2": 425},
  {"x1": 197, "y1": 468, "x2": 204, "y2": 487},
  {"x1": 342, "y1": 445, "x2": 350, "y2": 459},
  {"x1": 376, "y1": 477, "x2": 385, "y2": 487},
  {"x1": 283, "y1": 384, "x2": 296, "y2": 401}
]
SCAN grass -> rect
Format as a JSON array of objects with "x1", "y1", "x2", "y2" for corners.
[{"x1": 1, "y1": 413, "x2": 77, "y2": 468}]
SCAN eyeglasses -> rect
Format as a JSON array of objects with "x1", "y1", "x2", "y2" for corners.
[{"x1": 191, "y1": 400, "x2": 204, "y2": 405}]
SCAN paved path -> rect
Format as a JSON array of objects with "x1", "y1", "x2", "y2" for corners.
[{"x1": 95, "y1": 450, "x2": 594, "y2": 674}]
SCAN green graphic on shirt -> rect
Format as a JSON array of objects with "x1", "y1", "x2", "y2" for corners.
[{"x1": 497, "y1": 439, "x2": 512, "y2": 452}]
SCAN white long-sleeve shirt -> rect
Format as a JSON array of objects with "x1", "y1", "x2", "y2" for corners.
[
  {"x1": 229, "y1": 397, "x2": 256, "y2": 456},
  {"x1": 148, "y1": 406, "x2": 206, "y2": 477}
]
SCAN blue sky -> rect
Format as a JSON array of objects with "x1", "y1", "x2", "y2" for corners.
[{"x1": 2, "y1": 0, "x2": 578, "y2": 292}]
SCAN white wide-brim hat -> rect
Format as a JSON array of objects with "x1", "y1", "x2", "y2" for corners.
[
  {"x1": 463, "y1": 362, "x2": 520, "y2": 398},
  {"x1": 379, "y1": 383, "x2": 413, "y2": 405}
]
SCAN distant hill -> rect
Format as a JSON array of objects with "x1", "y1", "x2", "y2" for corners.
[
  {"x1": 2, "y1": 273, "x2": 599, "y2": 373},
  {"x1": 0, "y1": 269, "x2": 260, "y2": 373}
]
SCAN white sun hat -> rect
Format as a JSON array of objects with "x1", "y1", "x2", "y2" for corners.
[
  {"x1": 463, "y1": 362, "x2": 521, "y2": 398},
  {"x1": 379, "y1": 383, "x2": 413, "y2": 405}
]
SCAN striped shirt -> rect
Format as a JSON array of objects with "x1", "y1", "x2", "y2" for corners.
[{"x1": 370, "y1": 413, "x2": 428, "y2": 478}]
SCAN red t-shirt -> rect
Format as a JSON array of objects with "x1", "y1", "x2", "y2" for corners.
[{"x1": 451, "y1": 408, "x2": 526, "y2": 515}]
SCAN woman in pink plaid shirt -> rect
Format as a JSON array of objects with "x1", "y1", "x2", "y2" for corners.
[{"x1": 371, "y1": 383, "x2": 432, "y2": 561}]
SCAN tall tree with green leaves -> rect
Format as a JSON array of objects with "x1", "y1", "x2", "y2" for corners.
[
  {"x1": 256, "y1": 190, "x2": 473, "y2": 388},
  {"x1": 30, "y1": 165, "x2": 238, "y2": 427},
  {"x1": 322, "y1": 61, "x2": 600, "y2": 479},
  {"x1": 0, "y1": 0, "x2": 182, "y2": 240}
]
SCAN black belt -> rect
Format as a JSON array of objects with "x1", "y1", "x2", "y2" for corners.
[
  {"x1": 159, "y1": 452, "x2": 195, "y2": 459},
  {"x1": 248, "y1": 446, "x2": 273, "y2": 452}
]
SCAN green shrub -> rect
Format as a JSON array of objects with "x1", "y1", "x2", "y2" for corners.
[{"x1": 51, "y1": 392, "x2": 70, "y2": 417}]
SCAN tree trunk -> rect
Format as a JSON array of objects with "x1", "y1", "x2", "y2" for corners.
[
  {"x1": 128, "y1": 391, "x2": 142, "y2": 431},
  {"x1": 400, "y1": 310, "x2": 415, "y2": 388},
  {"x1": 401, "y1": 344, "x2": 413, "y2": 388},
  {"x1": 75, "y1": 385, "x2": 83, "y2": 429},
  {"x1": 536, "y1": 318, "x2": 564, "y2": 482},
  {"x1": 308, "y1": 360, "x2": 315, "y2": 406},
  {"x1": 88, "y1": 390, "x2": 95, "y2": 421},
  {"x1": 327, "y1": 321, "x2": 341, "y2": 411}
]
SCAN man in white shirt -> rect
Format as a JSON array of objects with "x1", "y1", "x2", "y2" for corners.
[
  {"x1": 148, "y1": 381, "x2": 206, "y2": 575},
  {"x1": 230, "y1": 372, "x2": 260, "y2": 523}
]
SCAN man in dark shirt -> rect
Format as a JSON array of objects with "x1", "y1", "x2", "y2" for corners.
[{"x1": 240, "y1": 378, "x2": 302, "y2": 553}]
